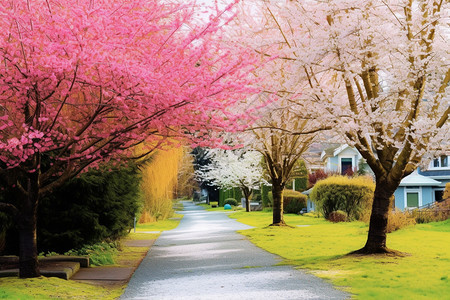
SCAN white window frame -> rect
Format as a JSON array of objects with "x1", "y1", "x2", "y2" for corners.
[
  {"x1": 404, "y1": 187, "x2": 422, "y2": 209},
  {"x1": 429, "y1": 155, "x2": 450, "y2": 170}
]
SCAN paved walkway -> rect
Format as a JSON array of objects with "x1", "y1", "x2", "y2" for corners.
[{"x1": 120, "y1": 202, "x2": 349, "y2": 299}]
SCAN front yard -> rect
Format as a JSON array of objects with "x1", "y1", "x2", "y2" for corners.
[{"x1": 229, "y1": 211, "x2": 450, "y2": 299}]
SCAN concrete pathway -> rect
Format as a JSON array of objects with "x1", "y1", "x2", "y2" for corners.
[{"x1": 121, "y1": 202, "x2": 349, "y2": 300}]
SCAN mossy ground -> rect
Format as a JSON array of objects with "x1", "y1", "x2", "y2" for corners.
[{"x1": 230, "y1": 210, "x2": 450, "y2": 299}]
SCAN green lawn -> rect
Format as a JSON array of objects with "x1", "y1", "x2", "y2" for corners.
[
  {"x1": 0, "y1": 215, "x2": 183, "y2": 299},
  {"x1": 229, "y1": 211, "x2": 450, "y2": 299},
  {"x1": 135, "y1": 213, "x2": 184, "y2": 231}
]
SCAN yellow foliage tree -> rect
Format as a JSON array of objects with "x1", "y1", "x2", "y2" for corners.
[
  {"x1": 176, "y1": 147, "x2": 198, "y2": 199},
  {"x1": 139, "y1": 147, "x2": 183, "y2": 223},
  {"x1": 443, "y1": 183, "x2": 450, "y2": 202}
]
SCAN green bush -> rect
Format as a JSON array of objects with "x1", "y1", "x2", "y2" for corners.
[
  {"x1": 0, "y1": 162, "x2": 142, "y2": 256},
  {"x1": 64, "y1": 241, "x2": 118, "y2": 266},
  {"x1": 328, "y1": 210, "x2": 348, "y2": 222},
  {"x1": 36, "y1": 163, "x2": 142, "y2": 254},
  {"x1": 283, "y1": 190, "x2": 307, "y2": 214},
  {"x1": 310, "y1": 176, "x2": 375, "y2": 221},
  {"x1": 224, "y1": 198, "x2": 238, "y2": 206},
  {"x1": 261, "y1": 184, "x2": 271, "y2": 207}
]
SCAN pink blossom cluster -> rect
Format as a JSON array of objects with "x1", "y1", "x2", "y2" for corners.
[{"x1": 0, "y1": 0, "x2": 259, "y2": 178}]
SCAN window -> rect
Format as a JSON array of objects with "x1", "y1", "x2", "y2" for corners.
[
  {"x1": 431, "y1": 155, "x2": 450, "y2": 169},
  {"x1": 441, "y1": 156, "x2": 448, "y2": 168},
  {"x1": 404, "y1": 187, "x2": 421, "y2": 209},
  {"x1": 406, "y1": 192, "x2": 419, "y2": 208},
  {"x1": 435, "y1": 190, "x2": 444, "y2": 203}
]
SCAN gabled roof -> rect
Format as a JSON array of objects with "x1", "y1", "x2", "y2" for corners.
[
  {"x1": 399, "y1": 171, "x2": 442, "y2": 186},
  {"x1": 320, "y1": 144, "x2": 358, "y2": 161}
]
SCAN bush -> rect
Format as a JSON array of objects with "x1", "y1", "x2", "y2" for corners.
[
  {"x1": 261, "y1": 184, "x2": 271, "y2": 207},
  {"x1": 210, "y1": 201, "x2": 218, "y2": 207},
  {"x1": 328, "y1": 210, "x2": 348, "y2": 222},
  {"x1": 443, "y1": 183, "x2": 450, "y2": 201},
  {"x1": 308, "y1": 169, "x2": 338, "y2": 188},
  {"x1": 224, "y1": 198, "x2": 238, "y2": 206},
  {"x1": 36, "y1": 163, "x2": 142, "y2": 254},
  {"x1": 411, "y1": 199, "x2": 450, "y2": 223},
  {"x1": 267, "y1": 191, "x2": 273, "y2": 207},
  {"x1": 387, "y1": 209, "x2": 416, "y2": 233},
  {"x1": 310, "y1": 176, "x2": 375, "y2": 220},
  {"x1": 283, "y1": 190, "x2": 307, "y2": 214},
  {"x1": 64, "y1": 241, "x2": 119, "y2": 266}
]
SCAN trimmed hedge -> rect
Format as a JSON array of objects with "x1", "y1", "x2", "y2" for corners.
[
  {"x1": 283, "y1": 190, "x2": 307, "y2": 214},
  {"x1": 224, "y1": 198, "x2": 238, "y2": 206},
  {"x1": 310, "y1": 175, "x2": 374, "y2": 221}
]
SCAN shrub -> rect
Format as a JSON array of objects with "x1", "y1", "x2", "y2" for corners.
[
  {"x1": 387, "y1": 209, "x2": 416, "y2": 233},
  {"x1": 210, "y1": 201, "x2": 218, "y2": 207},
  {"x1": 411, "y1": 199, "x2": 450, "y2": 223},
  {"x1": 224, "y1": 198, "x2": 238, "y2": 206},
  {"x1": 443, "y1": 183, "x2": 450, "y2": 201},
  {"x1": 1, "y1": 163, "x2": 142, "y2": 255},
  {"x1": 261, "y1": 184, "x2": 271, "y2": 207},
  {"x1": 328, "y1": 210, "x2": 348, "y2": 222},
  {"x1": 37, "y1": 163, "x2": 142, "y2": 254},
  {"x1": 267, "y1": 191, "x2": 274, "y2": 207},
  {"x1": 283, "y1": 190, "x2": 307, "y2": 214},
  {"x1": 310, "y1": 176, "x2": 375, "y2": 220},
  {"x1": 64, "y1": 241, "x2": 119, "y2": 266}
]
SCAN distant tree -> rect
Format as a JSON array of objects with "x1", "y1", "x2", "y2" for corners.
[{"x1": 196, "y1": 149, "x2": 266, "y2": 212}]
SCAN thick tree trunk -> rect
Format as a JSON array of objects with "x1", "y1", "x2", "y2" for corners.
[
  {"x1": 353, "y1": 178, "x2": 400, "y2": 254},
  {"x1": 18, "y1": 175, "x2": 41, "y2": 278},
  {"x1": 271, "y1": 181, "x2": 285, "y2": 225}
]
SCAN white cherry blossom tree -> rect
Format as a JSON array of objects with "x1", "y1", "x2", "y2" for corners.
[{"x1": 196, "y1": 148, "x2": 267, "y2": 212}]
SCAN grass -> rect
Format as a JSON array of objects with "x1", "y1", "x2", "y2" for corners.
[
  {"x1": 230, "y1": 211, "x2": 450, "y2": 299},
  {"x1": 196, "y1": 203, "x2": 244, "y2": 212},
  {"x1": 0, "y1": 214, "x2": 184, "y2": 299},
  {"x1": 0, "y1": 276, "x2": 123, "y2": 300},
  {"x1": 135, "y1": 213, "x2": 184, "y2": 231}
]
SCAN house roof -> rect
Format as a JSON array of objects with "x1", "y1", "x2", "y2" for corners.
[
  {"x1": 320, "y1": 144, "x2": 358, "y2": 161},
  {"x1": 399, "y1": 171, "x2": 442, "y2": 186},
  {"x1": 418, "y1": 169, "x2": 450, "y2": 179}
]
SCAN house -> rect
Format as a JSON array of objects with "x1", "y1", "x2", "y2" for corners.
[
  {"x1": 393, "y1": 171, "x2": 442, "y2": 210},
  {"x1": 312, "y1": 144, "x2": 450, "y2": 211},
  {"x1": 320, "y1": 144, "x2": 362, "y2": 175}
]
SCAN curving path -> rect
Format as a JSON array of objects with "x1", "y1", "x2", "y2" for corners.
[{"x1": 120, "y1": 201, "x2": 349, "y2": 300}]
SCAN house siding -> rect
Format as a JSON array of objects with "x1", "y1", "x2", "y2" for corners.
[
  {"x1": 422, "y1": 186, "x2": 434, "y2": 206},
  {"x1": 394, "y1": 188, "x2": 404, "y2": 209},
  {"x1": 328, "y1": 156, "x2": 339, "y2": 172}
]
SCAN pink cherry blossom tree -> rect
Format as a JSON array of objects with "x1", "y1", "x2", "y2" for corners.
[
  {"x1": 0, "y1": 0, "x2": 257, "y2": 277},
  {"x1": 196, "y1": 148, "x2": 267, "y2": 212},
  {"x1": 243, "y1": 0, "x2": 449, "y2": 253}
]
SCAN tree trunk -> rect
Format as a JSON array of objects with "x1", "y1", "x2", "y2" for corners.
[
  {"x1": 271, "y1": 181, "x2": 285, "y2": 225},
  {"x1": 353, "y1": 177, "x2": 400, "y2": 254},
  {"x1": 242, "y1": 186, "x2": 251, "y2": 212},
  {"x1": 18, "y1": 175, "x2": 41, "y2": 278}
]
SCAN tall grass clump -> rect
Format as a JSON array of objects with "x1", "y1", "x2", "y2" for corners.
[
  {"x1": 139, "y1": 147, "x2": 183, "y2": 223},
  {"x1": 310, "y1": 175, "x2": 375, "y2": 221}
]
